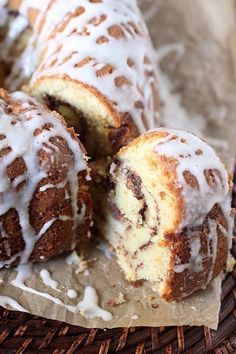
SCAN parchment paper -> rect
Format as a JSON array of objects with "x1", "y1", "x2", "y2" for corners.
[
  {"x1": 0, "y1": 0, "x2": 235, "y2": 330},
  {"x1": 0, "y1": 245, "x2": 222, "y2": 329}
]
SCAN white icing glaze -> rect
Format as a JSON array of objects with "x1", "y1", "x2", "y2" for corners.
[
  {"x1": 0, "y1": 0, "x2": 8, "y2": 27},
  {"x1": 65, "y1": 251, "x2": 90, "y2": 274},
  {"x1": 78, "y1": 286, "x2": 113, "y2": 321},
  {"x1": 0, "y1": 4, "x2": 28, "y2": 65},
  {"x1": 0, "y1": 91, "x2": 88, "y2": 267},
  {"x1": 39, "y1": 181, "x2": 67, "y2": 192},
  {"x1": 131, "y1": 314, "x2": 138, "y2": 320},
  {"x1": 0, "y1": 221, "x2": 11, "y2": 257},
  {"x1": 65, "y1": 250, "x2": 82, "y2": 265},
  {"x1": 5, "y1": 15, "x2": 28, "y2": 44},
  {"x1": 153, "y1": 128, "x2": 231, "y2": 228},
  {"x1": 176, "y1": 219, "x2": 219, "y2": 283},
  {"x1": 206, "y1": 219, "x2": 218, "y2": 284},
  {"x1": 0, "y1": 253, "x2": 20, "y2": 268},
  {"x1": 67, "y1": 289, "x2": 78, "y2": 299},
  {"x1": 175, "y1": 235, "x2": 204, "y2": 274},
  {"x1": 174, "y1": 263, "x2": 188, "y2": 274},
  {"x1": 39, "y1": 269, "x2": 60, "y2": 292},
  {"x1": 11, "y1": 265, "x2": 113, "y2": 320},
  {"x1": 6, "y1": 0, "x2": 159, "y2": 131},
  {"x1": 96, "y1": 240, "x2": 114, "y2": 259},
  {"x1": 0, "y1": 1, "x2": 49, "y2": 89},
  {"x1": 17, "y1": 0, "x2": 48, "y2": 17},
  {"x1": 153, "y1": 128, "x2": 233, "y2": 276},
  {"x1": 11, "y1": 264, "x2": 80, "y2": 312},
  {"x1": 189, "y1": 237, "x2": 203, "y2": 272},
  {"x1": 0, "y1": 295, "x2": 28, "y2": 312},
  {"x1": 0, "y1": 222, "x2": 8, "y2": 238}
]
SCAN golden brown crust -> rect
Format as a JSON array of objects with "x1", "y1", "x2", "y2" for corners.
[
  {"x1": 0, "y1": 208, "x2": 24, "y2": 265},
  {"x1": 29, "y1": 75, "x2": 139, "y2": 156},
  {"x1": 30, "y1": 75, "x2": 131, "y2": 129},
  {"x1": 7, "y1": 0, "x2": 22, "y2": 10},
  {"x1": 117, "y1": 130, "x2": 169, "y2": 155},
  {"x1": 111, "y1": 129, "x2": 232, "y2": 301},
  {"x1": 108, "y1": 112, "x2": 139, "y2": 155},
  {"x1": 0, "y1": 90, "x2": 92, "y2": 266},
  {"x1": 163, "y1": 204, "x2": 228, "y2": 301},
  {"x1": 0, "y1": 138, "x2": 92, "y2": 265}
]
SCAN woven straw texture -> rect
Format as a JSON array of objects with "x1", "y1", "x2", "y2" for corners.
[{"x1": 0, "y1": 173, "x2": 235, "y2": 353}]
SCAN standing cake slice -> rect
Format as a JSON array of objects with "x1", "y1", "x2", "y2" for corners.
[{"x1": 106, "y1": 128, "x2": 233, "y2": 301}]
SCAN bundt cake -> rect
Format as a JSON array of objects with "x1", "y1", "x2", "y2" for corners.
[
  {"x1": 105, "y1": 128, "x2": 233, "y2": 301},
  {"x1": 0, "y1": 1, "x2": 233, "y2": 305},
  {"x1": 0, "y1": 0, "x2": 159, "y2": 157},
  {"x1": 0, "y1": 89, "x2": 92, "y2": 268}
]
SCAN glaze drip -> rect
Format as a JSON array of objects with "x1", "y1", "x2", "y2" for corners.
[
  {"x1": 153, "y1": 128, "x2": 232, "y2": 277},
  {"x1": 5, "y1": 0, "x2": 159, "y2": 132},
  {"x1": 0, "y1": 90, "x2": 89, "y2": 266}
]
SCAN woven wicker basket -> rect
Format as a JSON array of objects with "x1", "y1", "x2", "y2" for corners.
[{"x1": 0, "y1": 174, "x2": 235, "y2": 353}]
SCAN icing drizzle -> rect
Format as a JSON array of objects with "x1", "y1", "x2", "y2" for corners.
[
  {"x1": 40, "y1": 269, "x2": 60, "y2": 291},
  {"x1": 11, "y1": 264, "x2": 81, "y2": 312},
  {"x1": 78, "y1": 286, "x2": 113, "y2": 321},
  {"x1": 0, "y1": 295, "x2": 28, "y2": 312},
  {"x1": 0, "y1": 91, "x2": 88, "y2": 267},
  {"x1": 10, "y1": 264, "x2": 113, "y2": 321},
  {"x1": 4, "y1": 0, "x2": 159, "y2": 131},
  {"x1": 153, "y1": 128, "x2": 233, "y2": 277},
  {"x1": 153, "y1": 128, "x2": 231, "y2": 229},
  {"x1": 67, "y1": 289, "x2": 78, "y2": 299}
]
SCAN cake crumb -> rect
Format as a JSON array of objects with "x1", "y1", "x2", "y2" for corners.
[
  {"x1": 147, "y1": 295, "x2": 156, "y2": 301},
  {"x1": 226, "y1": 254, "x2": 235, "y2": 273},
  {"x1": 151, "y1": 303, "x2": 159, "y2": 309},
  {"x1": 65, "y1": 251, "x2": 96, "y2": 274},
  {"x1": 131, "y1": 315, "x2": 139, "y2": 320},
  {"x1": 76, "y1": 257, "x2": 97, "y2": 274},
  {"x1": 130, "y1": 280, "x2": 143, "y2": 288},
  {"x1": 75, "y1": 259, "x2": 90, "y2": 273},
  {"x1": 106, "y1": 293, "x2": 126, "y2": 307}
]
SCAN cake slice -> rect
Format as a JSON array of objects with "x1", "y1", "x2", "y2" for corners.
[
  {"x1": 0, "y1": 89, "x2": 92, "y2": 267},
  {"x1": 105, "y1": 128, "x2": 233, "y2": 301}
]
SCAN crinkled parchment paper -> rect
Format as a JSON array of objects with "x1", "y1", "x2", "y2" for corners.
[
  {"x1": 0, "y1": 0, "x2": 235, "y2": 330},
  {"x1": 0, "y1": 245, "x2": 222, "y2": 329}
]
